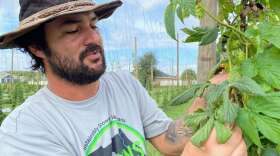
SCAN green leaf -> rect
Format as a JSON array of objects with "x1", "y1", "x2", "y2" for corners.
[
  {"x1": 216, "y1": 106, "x2": 225, "y2": 123},
  {"x1": 223, "y1": 90, "x2": 239, "y2": 124},
  {"x1": 269, "y1": 0, "x2": 280, "y2": 16},
  {"x1": 183, "y1": 27, "x2": 209, "y2": 43},
  {"x1": 230, "y1": 77, "x2": 265, "y2": 96},
  {"x1": 277, "y1": 144, "x2": 280, "y2": 154},
  {"x1": 248, "y1": 95, "x2": 280, "y2": 119},
  {"x1": 164, "y1": 3, "x2": 177, "y2": 40},
  {"x1": 214, "y1": 121, "x2": 232, "y2": 144},
  {"x1": 195, "y1": 82, "x2": 211, "y2": 97},
  {"x1": 262, "y1": 148, "x2": 280, "y2": 156},
  {"x1": 185, "y1": 112, "x2": 208, "y2": 130},
  {"x1": 180, "y1": 0, "x2": 196, "y2": 16},
  {"x1": 205, "y1": 81, "x2": 229, "y2": 106},
  {"x1": 191, "y1": 117, "x2": 214, "y2": 147},
  {"x1": 259, "y1": 22, "x2": 280, "y2": 49},
  {"x1": 169, "y1": 84, "x2": 203, "y2": 105},
  {"x1": 256, "y1": 115, "x2": 280, "y2": 144},
  {"x1": 200, "y1": 27, "x2": 219, "y2": 46},
  {"x1": 256, "y1": 46, "x2": 280, "y2": 89},
  {"x1": 181, "y1": 27, "x2": 196, "y2": 35},
  {"x1": 195, "y1": 3, "x2": 205, "y2": 19},
  {"x1": 240, "y1": 59, "x2": 258, "y2": 78},
  {"x1": 236, "y1": 109, "x2": 262, "y2": 147},
  {"x1": 177, "y1": 6, "x2": 188, "y2": 23}
]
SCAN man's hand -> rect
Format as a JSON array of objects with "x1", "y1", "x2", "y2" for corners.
[
  {"x1": 182, "y1": 71, "x2": 247, "y2": 156},
  {"x1": 181, "y1": 126, "x2": 247, "y2": 156}
]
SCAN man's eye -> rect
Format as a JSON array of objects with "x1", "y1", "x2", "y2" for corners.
[
  {"x1": 91, "y1": 25, "x2": 98, "y2": 30},
  {"x1": 66, "y1": 29, "x2": 79, "y2": 34}
]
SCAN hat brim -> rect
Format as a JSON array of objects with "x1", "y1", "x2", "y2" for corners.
[{"x1": 0, "y1": 0, "x2": 122, "y2": 49}]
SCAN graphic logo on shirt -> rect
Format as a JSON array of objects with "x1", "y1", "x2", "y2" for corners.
[{"x1": 84, "y1": 116, "x2": 146, "y2": 156}]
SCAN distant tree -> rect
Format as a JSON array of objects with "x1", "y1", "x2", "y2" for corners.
[
  {"x1": 136, "y1": 52, "x2": 156, "y2": 90},
  {"x1": 180, "y1": 69, "x2": 197, "y2": 86}
]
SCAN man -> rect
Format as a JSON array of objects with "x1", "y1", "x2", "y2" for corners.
[{"x1": 0, "y1": 0, "x2": 246, "y2": 155}]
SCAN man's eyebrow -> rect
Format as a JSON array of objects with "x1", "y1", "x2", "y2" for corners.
[
  {"x1": 59, "y1": 17, "x2": 98, "y2": 26},
  {"x1": 60, "y1": 19, "x2": 82, "y2": 26}
]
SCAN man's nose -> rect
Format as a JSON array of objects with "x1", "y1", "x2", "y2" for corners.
[{"x1": 83, "y1": 27, "x2": 101, "y2": 45}]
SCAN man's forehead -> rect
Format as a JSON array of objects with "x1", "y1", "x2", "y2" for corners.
[{"x1": 54, "y1": 12, "x2": 97, "y2": 23}]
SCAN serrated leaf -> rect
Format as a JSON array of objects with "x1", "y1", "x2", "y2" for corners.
[
  {"x1": 164, "y1": 3, "x2": 176, "y2": 40},
  {"x1": 262, "y1": 148, "x2": 280, "y2": 156},
  {"x1": 248, "y1": 95, "x2": 280, "y2": 119},
  {"x1": 240, "y1": 59, "x2": 258, "y2": 78},
  {"x1": 181, "y1": 27, "x2": 196, "y2": 35},
  {"x1": 185, "y1": 112, "x2": 208, "y2": 131},
  {"x1": 230, "y1": 77, "x2": 265, "y2": 96},
  {"x1": 270, "y1": 0, "x2": 280, "y2": 11},
  {"x1": 259, "y1": 22, "x2": 280, "y2": 49},
  {"x1": 169, "y1": 84, "x2": 203, "y2": 106},
  {"x1": 216, "y1": 106, "x2": 225, "y2": 123},
  {"x1": 256, "y1": 46, "x2": 280, "y2": 89},
  {"x1": 223, "y1": 90, "x2": 239, "y2": 124},
  {"x1": 256, "y1": 115, "x2": 280, "y2": 144},
  {"x1": 205, "y1": 81, "x2": 229, "y2": 106},
  {"x1": 180, "y1": 0, "x2": 196, "y2": 16},
  {"x1": 215, "y1": 121, "x2": 232, "y2": 144},
  {"x1": 191, "y1": 117, "x2": 214, "y2": 147},
  {"x1": 176, "y1": 6, "x2": 189, "y2": 23},
  {"x1": 236, "y1": 109, "x2": 262, "y2": 147},
  {"x1": 200, "y1": 27, "x2": 219, "y2": 46},
  {"x1": 195, "y1": 82, "x2": 211, "y2": 97},
  {"x1": 183, "y1": 27, "x2": 208, "y2": 43}
]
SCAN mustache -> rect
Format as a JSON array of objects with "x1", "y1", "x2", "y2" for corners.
[{"x1": 79, "y1": 44, "x2": 103, "y2": 61}]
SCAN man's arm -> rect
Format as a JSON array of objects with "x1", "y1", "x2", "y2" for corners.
[{"x1": 149, "y1": 119, "x2": 192, "y2": 156}]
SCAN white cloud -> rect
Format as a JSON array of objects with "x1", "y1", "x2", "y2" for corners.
[
  {"x1": 140, "y1": 0, "x2": 167, "y2": 11},
  {"x1": 134, "y1": 19, "x2": 166, "y2": 34},
  {"x1": 124, "y1": 0, "x2": 168, "y2": 11}
]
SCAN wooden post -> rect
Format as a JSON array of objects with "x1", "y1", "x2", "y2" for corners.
[{"x1": 197, "y1": 0, "x2": 218, "y2": 83}]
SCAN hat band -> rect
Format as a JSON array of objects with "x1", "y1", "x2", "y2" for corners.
[{"x1": 20, "y1": 0, "x2": 95, "y2": 27}]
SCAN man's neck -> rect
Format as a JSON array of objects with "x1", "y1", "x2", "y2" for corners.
[{"x1": 46, "y1": 73, "x2": 100, "y2": 101}]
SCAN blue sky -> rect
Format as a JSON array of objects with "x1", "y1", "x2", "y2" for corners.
[{"x1": 0, "y1": 0, "x2": 199, "y2": 75}]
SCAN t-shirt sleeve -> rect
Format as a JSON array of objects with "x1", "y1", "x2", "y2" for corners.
[
  {"x1": 122, "y1": 71, "x2": 172, "y2": 139},
  {"x1": 0, "y1": 107, "x2": 70, "y2": 156}
]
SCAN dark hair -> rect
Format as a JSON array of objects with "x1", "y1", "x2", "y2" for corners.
[{"x1": 14, "y1": 24, "x2": 50, "y2": 73}]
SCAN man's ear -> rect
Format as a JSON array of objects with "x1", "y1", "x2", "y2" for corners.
[{"x1": 28, "y1": 45, "x2": 46, "y2": 59}]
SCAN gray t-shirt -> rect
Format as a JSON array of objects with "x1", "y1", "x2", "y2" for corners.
[{"x1": 0, "y1": 71, "x2": 172, "y2": 156}]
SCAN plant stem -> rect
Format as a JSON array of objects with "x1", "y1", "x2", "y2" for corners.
[
  {"x1": 245, "y1": 42, "x2": 248, "y2": 59},
  {"x1": 199, "y1": 4, "x2": 253, "y2": 44},
  {"x1": 227, "y1": 39, "x2": 232, "y2": 72}
]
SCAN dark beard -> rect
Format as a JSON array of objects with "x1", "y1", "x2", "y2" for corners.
[{"x1": 46, "y1": 44, "x2": 106, "y2": 85}]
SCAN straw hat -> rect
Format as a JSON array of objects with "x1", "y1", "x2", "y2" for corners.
[{"x1": 0, "y1": 0, "x2": 123, "y2": 49}]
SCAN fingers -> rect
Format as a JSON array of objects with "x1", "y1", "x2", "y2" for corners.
[
  {"x1": 181, "y1": 141, "x2": 206, "y2": 156},
  {"x1": 210, "y1": 72, "x2": 228, "y2": 84},
  {"x1": 230, "y1": 139, "x2": 247, "y2": 156},
  {"x1": 187, "y1": 97, "x2": 206, "y2": 114},
  {"x1": 225, "y1": 126, "x2": 243, "y2": 147}
]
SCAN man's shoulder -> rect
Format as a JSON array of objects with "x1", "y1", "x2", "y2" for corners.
[
  {"x1": 102, "y1": 70, "x2": 136, "y2": 83},
  {"x1": 0, "y1": 88, "x2": 48, "y2": 132}
]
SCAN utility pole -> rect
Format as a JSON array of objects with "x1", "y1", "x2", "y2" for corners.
[
  {"x1": 133, "y1": 37, "x2": 138, "y2": 78},
  {"x1": 176, "y1": 33, "x2": 180, "y2": 86},
  {"x1": 11, "y1": 49, "x2": 14, "y2": 74}
]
